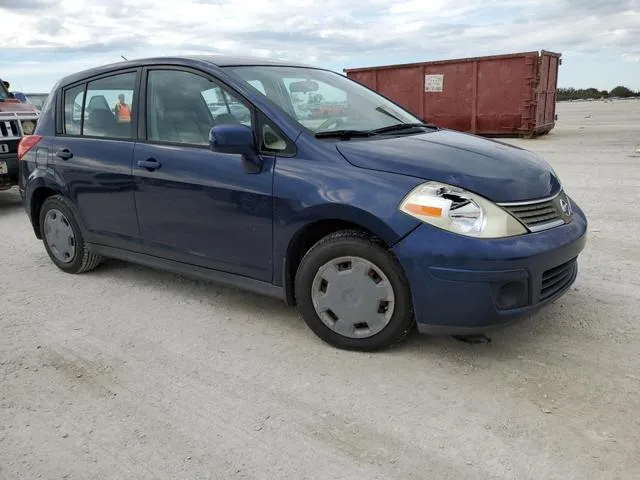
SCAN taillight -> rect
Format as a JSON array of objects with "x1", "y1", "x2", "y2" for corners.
[{"x1": 17, "y1": 135, "x2": 42, "y2": 161}]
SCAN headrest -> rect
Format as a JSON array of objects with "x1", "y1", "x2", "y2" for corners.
[{"x1": 87, "y1": 95, "x2": 109, "y2": 112}]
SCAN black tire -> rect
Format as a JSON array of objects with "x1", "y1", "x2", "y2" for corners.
[
  {"x1": 295, "y1": 230, "x2": 415, "y2": 351},
  {"x1": 39, "y1": 195, "x2": 103, "y2": 274}
]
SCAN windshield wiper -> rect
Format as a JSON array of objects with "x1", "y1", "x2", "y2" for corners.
[
  {"x1": 375, "y1": 105, "x2": 404, "y2": 122},
  {"x1": 372, "y1": 122, "x2": 437, "y2": 134},
  {"x1": 315, "y1": 129, "x2": 377, "y2": 139}
]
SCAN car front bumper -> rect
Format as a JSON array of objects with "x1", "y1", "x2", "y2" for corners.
[{"x1": 391, "y1": 199, "x2": 588, "y2": 334}]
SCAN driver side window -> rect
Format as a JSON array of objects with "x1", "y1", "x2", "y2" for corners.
[
  {"x1": 201, "y1": 86, "x2": 252, "y2": 128},
  {"x1": 146, "y1": 69, "x2": 253, "y2": 145}
]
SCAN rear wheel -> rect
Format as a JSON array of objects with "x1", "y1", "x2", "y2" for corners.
[
  {"x1": 39, "y1": 195, "x2": 102, "y2": 274},
  {"x1": 295, "y1": 230, "x2": 414, "y2": 351}
]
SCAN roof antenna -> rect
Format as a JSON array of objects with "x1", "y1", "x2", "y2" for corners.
[{"x1": 121, "y1": 55, "x2": 128, "y2": 61}]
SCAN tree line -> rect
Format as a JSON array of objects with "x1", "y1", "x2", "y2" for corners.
[{"x1": 557, "y1": 85, "x2": 638, "y2": 101}]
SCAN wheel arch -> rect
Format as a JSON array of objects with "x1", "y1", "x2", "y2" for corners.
[
  {"x1": 280, "y1": 206, "x2": 414, "y2": 306},
  {"x1": 28, "y1": 179, "x2": 80, "y2": 239},
  {"x1": 30, "y1": 186, "x2": 62, "y2": 238}
]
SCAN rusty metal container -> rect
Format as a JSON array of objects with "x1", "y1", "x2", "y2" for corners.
[{"x1": 344, "y1": 50, "x2": 561, "y2": 137}]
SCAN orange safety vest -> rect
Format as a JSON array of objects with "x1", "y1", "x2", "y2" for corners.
[{"x1": 116, "y1": 103, "x2": 131, "y2": 121}]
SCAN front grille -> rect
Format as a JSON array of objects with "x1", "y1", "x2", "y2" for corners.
[
  {"x1": 505, "y1": 200, "x2": 561, "y2": 229},
  {"x1": 0, "y1": 119, "x2": 20, "y2": 138},
  {"x1": 540, "y1": 258, "x2": 577, "y2": 301},
  {"x1": 500, "y1": 191, "x2": 572, "y2": 232}
]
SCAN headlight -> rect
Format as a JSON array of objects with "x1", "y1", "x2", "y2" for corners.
[
  {"x1": 21, "y1": 120, "x2": 37, "y2": 135},
  {"x1": 399, "y1": 181, "x2": 527, "y2": 238}
]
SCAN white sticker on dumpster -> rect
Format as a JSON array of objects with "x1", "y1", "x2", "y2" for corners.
[{"x1": 425, "y1": 74, "x2": 443, "y2": 92}]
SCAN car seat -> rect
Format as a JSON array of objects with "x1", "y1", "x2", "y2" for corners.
[
  {"x1": 84, "y1": 108, "x2": 117, "y2": 137},
  {"x1": 156, "y1": 110, "x2": 211, "y2": 144},
  {"x1": 86, "y1": 95, "x2": 110, "y2": 115},
  {"x1": 150, "y1": 90, "x2": 213, "y2": 144}
]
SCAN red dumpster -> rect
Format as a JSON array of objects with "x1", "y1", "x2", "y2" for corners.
[{"x1": 344, "y1": 50, "x2": 561, "y2": 137}]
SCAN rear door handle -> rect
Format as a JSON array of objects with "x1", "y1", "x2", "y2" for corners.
[
  {"x1": 137, "y1": 158, "x2": 161, "y2": 171},
  {"x1": 56, "y1": 148, "x2": 73, "y2": 160}
]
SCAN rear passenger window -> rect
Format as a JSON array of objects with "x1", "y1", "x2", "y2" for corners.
[
  {"x1": 82, "y1": 72, "x2": 136, "y2": 139},
  {"x1": 63, "y1": 85, "x2": 85, "y2": 135}
]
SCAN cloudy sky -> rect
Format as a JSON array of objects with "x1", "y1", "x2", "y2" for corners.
[{"x1": 1, "y1": 0, "x2": 638, "y2": 93}]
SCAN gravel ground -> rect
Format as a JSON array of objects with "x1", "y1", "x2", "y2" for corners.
[{"x1": 1, "y1": 99, "x2": 639, "y2": 480}]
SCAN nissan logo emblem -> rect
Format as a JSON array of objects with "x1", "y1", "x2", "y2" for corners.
[
  {"x1": 560, "y1": 197, "x2": 571, "y2": 216},
  {"x1": 0, "y1": 143, "x2": 8, "y2": 154}
]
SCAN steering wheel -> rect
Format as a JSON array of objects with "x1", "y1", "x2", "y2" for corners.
[{"x1": 316, "y1": 117, "x2": 345, "y2": 131}]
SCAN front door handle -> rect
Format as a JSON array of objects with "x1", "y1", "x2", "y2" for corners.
[
  {"x1": 56, "y1": 148, "x2": 73, "y2": 160},
  {"x1": 137, "y1": 158, "x2": 161, "y2": 171}
]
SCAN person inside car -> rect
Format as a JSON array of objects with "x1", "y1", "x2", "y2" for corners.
[{"x1": 113, "y1": 93, "x2": 131, "y2": 123}]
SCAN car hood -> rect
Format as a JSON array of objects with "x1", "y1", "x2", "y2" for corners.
[
  {"x1": 0, "y1": 100, "x2": 39, "y2": 114},
  {"x1": 335, "y1": 129, "x2": 562, "y2": 202}
]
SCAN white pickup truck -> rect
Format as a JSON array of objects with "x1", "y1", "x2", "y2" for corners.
[{"x1": 0, "y1": 79, "x2": 40, "y2": 190}]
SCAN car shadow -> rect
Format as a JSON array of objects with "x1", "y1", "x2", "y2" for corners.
[
  {"x1": 396, "y1": 297, "x2": 586, "y2": 364},
  {"x1": 0, "y1": 188, "x2": 23, "y2": 214},
  {"x1": 92, "y1": 258, "x2": 307, "y2": 333},
  {"x1": 88, "y1": 258, "x2": 582, "y2": 361}
]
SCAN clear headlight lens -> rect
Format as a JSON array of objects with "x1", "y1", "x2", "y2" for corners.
[
  {"x1": 21, "y1": 120, "x2": 37, "y2": 135},
  {"x1": 399, "y1": 181, "x2": 527, "y2": 238}
]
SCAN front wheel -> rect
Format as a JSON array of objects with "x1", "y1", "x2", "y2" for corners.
[{"x1": 295, "y1": 230, "x2": 415, "y2": 351}]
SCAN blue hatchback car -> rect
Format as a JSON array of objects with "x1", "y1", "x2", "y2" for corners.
[{"x1": 18, "y1": 56, "x2": 587, "y2": 351}]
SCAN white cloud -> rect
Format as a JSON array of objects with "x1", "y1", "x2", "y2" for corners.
[{"x1": 0, "y1": 0, "x2": 638, "y2": 90}]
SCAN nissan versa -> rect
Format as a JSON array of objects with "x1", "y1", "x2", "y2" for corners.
[{"x1": 18, "y1": 56, "x2": 587, "y2": 351}]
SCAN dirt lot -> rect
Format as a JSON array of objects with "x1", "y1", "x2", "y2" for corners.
[{"x1": 1, "y1": 99, "x2": 639, "y2": 480}]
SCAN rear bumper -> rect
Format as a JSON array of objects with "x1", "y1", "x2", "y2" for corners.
[{"x1": 392, "y1": 199, "x2": 588, "y2": 334}]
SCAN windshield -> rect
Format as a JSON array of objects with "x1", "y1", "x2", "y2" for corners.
[
  {"x1": 0, "y1": 80, "x2": 10, "y2": 100},
  {"x1": 225, "y1": 66, "x2": 423, "y2": 135},
  {"x1": 26, "y1": 94, "x2": 48, "y2": 110}
]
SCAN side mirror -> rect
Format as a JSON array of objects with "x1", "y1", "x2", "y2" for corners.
[{"x1": 209, "y1": 124, "x2": 263, "y2": 173}]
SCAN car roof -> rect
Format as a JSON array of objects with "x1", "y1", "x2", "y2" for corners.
[
  {"x1": 190, "y1": 55, "x2": 314, "y2": 68},
  {"x1": 56, "y1": 55, "x2": 318, "y2": 88}
]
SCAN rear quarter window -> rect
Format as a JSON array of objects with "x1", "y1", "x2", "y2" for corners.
[{"x1": 63, "y1": 85, "x2": 85, "y2": 135}]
